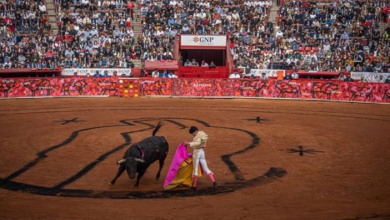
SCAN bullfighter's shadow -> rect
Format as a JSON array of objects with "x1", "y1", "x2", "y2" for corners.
[{"x1": 0, "y1": 118, "x2": 286, "y2": 199}]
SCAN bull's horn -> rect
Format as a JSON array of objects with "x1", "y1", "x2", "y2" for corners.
[
  {"x1": 135, "y1": 158, "x2": 145, "y2": 163},
  {"x1": 117, "y1": 159, "x2": 126, "y2": 164}
]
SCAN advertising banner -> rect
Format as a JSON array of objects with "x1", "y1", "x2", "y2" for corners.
[
  {"x1": 351, "y1": 72, "x2": 390, "y2": 83},
  {"x1": 62, "y1": 68, "x2": 132, "y2": 76},
  {"x1": 171, "y1": 79, "x2": 235, "y2": 97},
  {"x1": 139, "y1": 78, "x2": 172, "y2": 96},
  {"x1": 180, "y1": 35, "x2": 227, "y2": 47},
  {"x1": 0, "y1": 77, "x2": 118, "y2": 98}
]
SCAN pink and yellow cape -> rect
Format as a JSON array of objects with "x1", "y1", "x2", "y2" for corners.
[{"x1": 163, "y1": 142, "x2": 202, "y2": 190}]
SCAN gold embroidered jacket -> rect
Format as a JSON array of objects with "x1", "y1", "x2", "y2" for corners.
[{"x1": 189, "y1": 131, "x2": 208, "y2": 149}]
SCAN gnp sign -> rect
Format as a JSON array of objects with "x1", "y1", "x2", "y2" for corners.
[{"x1": 180, "y1": 35, "x2": 227, "y2": 47}]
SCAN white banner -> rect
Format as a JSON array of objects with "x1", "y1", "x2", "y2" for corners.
[
  {"x1": 351, "y1": 72, "x2": 390, "y2": 83},
  {"x1": 62, "y1": 68, "x2": 132, "y2": 76},
  {"x1": 180, "y1": 35, "x2": 227, "y2": 47},
  {"x1": 242, "y1": 69, "x2": 285, "y2": 78}
]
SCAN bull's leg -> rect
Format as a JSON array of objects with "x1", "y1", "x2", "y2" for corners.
[
  {"x1": 134, "y1": 171, "x2": 145, "y2": 188},
  {"x1": 156, "y1": 157, "x2": 166, "y2": 180},
  {"x1": 109, "y1": 164, "x2": 126, "y2": 187}
]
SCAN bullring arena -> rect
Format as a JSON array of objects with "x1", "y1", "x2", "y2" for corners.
[
  {"x1": 2, "y1": 0, "x2": 390, "y2": 218},
  {"x1": 1, "y1": 97, "x2": 390, "y2": 220}
]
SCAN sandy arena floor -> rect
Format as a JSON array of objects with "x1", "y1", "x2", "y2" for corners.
[{"x1": 0, "y1": 98, "x2": 390, "y2": 220}]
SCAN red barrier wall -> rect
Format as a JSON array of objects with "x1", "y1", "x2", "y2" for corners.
[
  {"x1": 172, "y1": 78, "x2": 234, "y2": 97},
  {"x1": 138, "y1": 78, "x2": 390, "y2": 103},
  {"x1": 2, "y1": 77, "x2": 390, "y2": 104},
  {"x1": 0, "y1": 77, "x2": 118, "y2": 98},
  {"x1": 139, "y1": 78, "x2": 172, "y2": 96},
  {"x1": 179, "y1": 67, "x2": 229, "y2": 78}
]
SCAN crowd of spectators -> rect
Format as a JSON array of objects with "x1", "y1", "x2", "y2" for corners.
[
  {"x1": 233, "y1": 0, "x2": 390, "y2": 74},
  {"x1": 1, "y1": 0, "x2": 139, "y2": 69},
  {"x1": 0, "y1": 0, "x2": 52, "y2": 69},
  {"x1": 139, "y1": 0, "x2": 273, "y2": 64},
  {"x1": 0, "y1": 0, "x2": 51, "y2": 36}
]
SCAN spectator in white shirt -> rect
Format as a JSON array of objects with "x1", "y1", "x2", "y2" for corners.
[
  {"x1": 276, "y1": 30, "x2": 283, "y2": 38},
  {"x1": 201, "y1": 60, "x2": 209, "y2": 67},
  {"x1": 152, "y1": 69, "x2": 159, "y2": 78},
  {"x1": 291, "y1": 71, "x2": 299, "y2": 79},
  {"x1": 260, "y1": 72, "x2": 268, "y2": 80},
  {"x1": 229, "y1": 71, "x2": 241, "y2": 78},
  {"x1": 184, "y1": 59, "x2": 192, "y2": 66},
  {"x1": 232, "y1": 10, "x2": 240, "y2": 20},
  {"x1": 168, "y1": 72, "x2": 178, "y2": 78},
  {"x1": 38, "y1": 2, "x2": 46, "y2": 13},
  {"x1": 323, "y1": 42, "x2": 331, "y2": 52}
]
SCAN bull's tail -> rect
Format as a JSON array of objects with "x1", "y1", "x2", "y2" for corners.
[{"x1": 152, "y1": 122, "x2": 163, "y2": 136}]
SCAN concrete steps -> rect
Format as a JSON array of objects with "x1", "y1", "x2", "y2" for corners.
[
  {"x1": 132, "y1": 7, "x2": 142, "y2": 68},
  {"x1": 269, "y1": 0, "x2": 279, "y2": 34},
  {"x1": 45, "y1": 0, "x2": 59, "y2": 35}
]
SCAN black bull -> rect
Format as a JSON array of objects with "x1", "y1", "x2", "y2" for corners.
[{"x1": 109, "y1": 123, "x2": 169, "y2": 188}]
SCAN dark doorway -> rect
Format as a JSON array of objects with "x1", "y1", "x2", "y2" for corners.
[{"x1": 181, "y1": 49, "x2": 225, "y2": 66}]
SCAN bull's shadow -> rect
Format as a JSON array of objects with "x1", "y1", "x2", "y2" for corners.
[{"x1": 0, "y1": 118, "x2": 286, "y2": 199}]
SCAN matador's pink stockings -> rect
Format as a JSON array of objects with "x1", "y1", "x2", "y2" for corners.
[
  {"x1": 192, "y1": 176, "x2": 198, "y2": 188},
  {"x1": 208, "y1": 173, "x2": 215, "y2": 182}
]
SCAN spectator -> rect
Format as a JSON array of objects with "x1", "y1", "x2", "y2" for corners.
[
  {"x1": 192, "y1": 59, "x2": 199, "y2": 67},
  {"x1": 201, "y1": 60, "x2": 209, "y2": 67},
  {"x1": 338, "y1": 73, "x2": 346, "y2": 81},
  {"x1": 209, "y1": 61, "x2": 216, "y2": 69},
  {"x1": 377, "y1": 75, "x2": 386, "y2": 83},
  {"x1": 159, "y1": 70, "x2": 169, "y2": 78},
  {"x1": 260, "y1": 72, "x2": 268, "y2": 81},
  {"x1": 229, "y1": 71, "x2": 240, "y2": 79},
  {"x1": 184, "y1": 59, "x2": 192, "y2": 66},
  {"x1": 344, "y1": 75, "x2": 354, "y2": 82},
  {"x1": 168, "y1": 72, "x2": 178, "y2": 78},
  {"x1": 359, "y1": 75, "x2": 368, "y2": 83},
  {"x1": 140, "y1": 68, "x2": 146, "y2": 77},
  {"x1": 93, "y1": 70, "x2": 103, "y2": 77},
  {"x1": 291, "y1": 71, "x2": 299, "y2": 79},
  {"x1": 385, "y1": 75, "x2": 390, "y2": 84},
  {"x1": 152, "y1": 68, "x2": 159, "y2": 78},
  {"x1": 284, "y1": 73, "x2": 292, "y2": 80}
]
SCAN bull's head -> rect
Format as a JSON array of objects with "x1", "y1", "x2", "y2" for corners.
[{"x1": 117, "y1": 157, "x2": 145, "y2": 179}]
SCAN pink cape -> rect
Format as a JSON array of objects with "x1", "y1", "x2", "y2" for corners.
[{"x1": 163, "y1": 142, "x2": 190, "y2": 189}]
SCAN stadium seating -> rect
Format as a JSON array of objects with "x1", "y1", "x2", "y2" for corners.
[{"x1": 2, "y1": 0, "x2": 389, "y2": 78}]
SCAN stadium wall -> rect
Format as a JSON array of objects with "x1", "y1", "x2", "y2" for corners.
[
  {"x1": 0, "y1": 77, "x2": 118, "y2": 98},
  {"x1": 1, "y1": 77, "x2": 390, "y2": 104},
  {"x1": 132, "y1": 78, "x2": 390, "y2": 104}
]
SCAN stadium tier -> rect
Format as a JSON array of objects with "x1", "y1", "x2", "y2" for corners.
[{"x1": 0, "y1": 0, "x2": 389, "y2": 82}]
